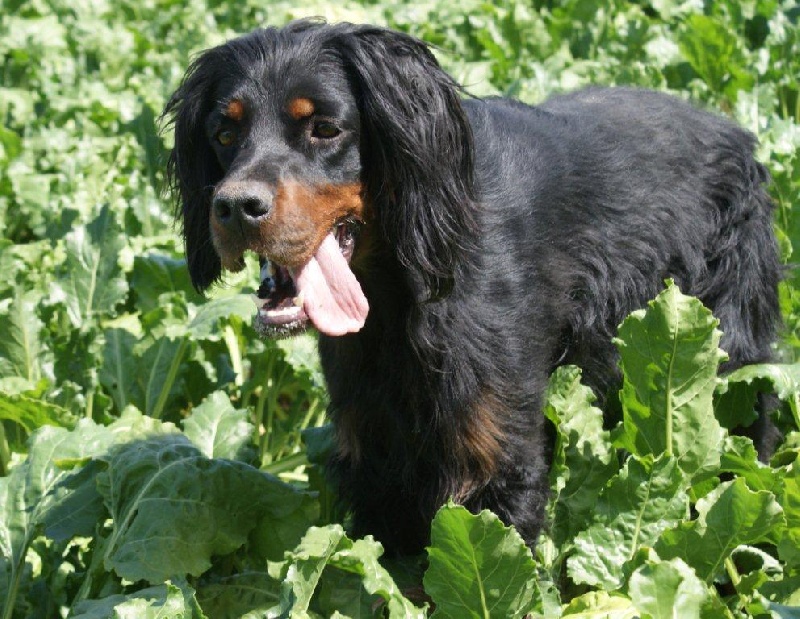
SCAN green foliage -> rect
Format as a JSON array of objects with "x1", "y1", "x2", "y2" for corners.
[
  {"x1": 1, "y1": 0, "x2": 799, "y2": 617},
  {"x1": 424, "y1": 503, "x2": 538, "y2": 618}
]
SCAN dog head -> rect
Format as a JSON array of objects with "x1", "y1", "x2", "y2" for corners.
[{"x1": 164, "y1": 20, "x2": 476, "y2": 337}]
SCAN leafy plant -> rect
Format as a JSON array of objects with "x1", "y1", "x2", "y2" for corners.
[{"x1": 1, "y1": 0, "x2": 799, "y2": 616}]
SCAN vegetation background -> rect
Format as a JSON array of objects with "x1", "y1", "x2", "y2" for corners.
[{"x1": 0, "y1": 0, "x2": 799, "y2": 617}]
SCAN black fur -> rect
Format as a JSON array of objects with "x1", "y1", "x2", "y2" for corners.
[{"x1": 165, "y1": 20, "x2": 782, "y2": 555}]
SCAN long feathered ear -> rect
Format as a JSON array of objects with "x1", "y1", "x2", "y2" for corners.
[
  {"x1": 329, "y1": 26, "x2": 478, "y2": 301},
  {"x1": 162, "y1": 53, "x2": 224, "y2": 291}
]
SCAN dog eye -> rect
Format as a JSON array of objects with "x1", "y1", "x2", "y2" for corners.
[
  {"x1": 217, "y1": 129, "x2": 236, "y2": 146},
  {"x1": 312, "y1": 121, "x2": 341, "y2": 139}
]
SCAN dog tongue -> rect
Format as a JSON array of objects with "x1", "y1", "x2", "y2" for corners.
[{"x1": 291, "y1": 233, "x2": 369, "y2": 336}]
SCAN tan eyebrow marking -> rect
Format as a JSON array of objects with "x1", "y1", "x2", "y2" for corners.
[
  {"x1": 224, "y1": 99, "x2": 244, "y2": 121},
  {"x1": 287, "y1": 97, "x2": 315, "y2": 120}
]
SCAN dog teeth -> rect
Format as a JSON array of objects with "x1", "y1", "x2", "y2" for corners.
[
  {"x1": 251, "y1": 294, "x2": 268, "y2": 308},
  {"x1": 262, "y1": 306, "x2": 300, "y2": 318},
  {"x1": 293, "y1": 291, "x2": 305, "y2": 307}
]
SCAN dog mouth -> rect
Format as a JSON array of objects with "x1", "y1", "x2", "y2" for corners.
[{"x1": 251, "y1": 217, "x2": 369, "y2": 338}]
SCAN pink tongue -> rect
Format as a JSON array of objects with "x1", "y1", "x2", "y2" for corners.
[{"x1": 291, "y1": 233, "x2": 369, "y2": 336}]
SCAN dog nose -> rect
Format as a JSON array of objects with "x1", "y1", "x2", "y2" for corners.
[{"x1": 212, "y1": 184, "x2": 272, "y2": 227}]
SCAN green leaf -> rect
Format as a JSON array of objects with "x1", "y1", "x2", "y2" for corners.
[
  {"x1": 719, "y1": 435, "x2": 780, "y2": 494},
  {"x1": 97, "y1": 434, "x2": 313, "y2": 583},
  {"x1": 181, "y1": 391, "x2": 254, "y2": 460},
  {"x1": 328, "y1": 536, "x2": 426, "y2": 618},
  {"x1": 424, "y1": 503, "x2": 538, "y2": 619},
  {"x1": 195, "y1": 572, "x2": 280, "y2": 619},
  {"x1": 0, "y1": 390, "x2": 76, "y2": 433},
  {"x1": 275, "y1": 525, "x2": 424, "y2": 618},
  {"x1": 0, "y1": 288, "x2": 45, "y2": 389},
  {"x1": 777, "y1": 461, "x2": 800, "y2": 568},
  {"x1": 99, "y1": 326, "x2": 189, "y2": 418},
  {"x1": 718, "y1": 363, "x2": 800, "y2": 429},
  {"x1": 0, "y1": 420, "x2": 122, "y2": 619},
  {"x1": 713, "y1": 379, "x2": 760, "y2": 430},
  {"x1": 70, "y1": 583, "x2": 192, "y2": 619},
  {"x1": 678, "y1": 15, "x2": 748, "y2": 97},
  {"x1": 131, "y1": 254, "x2": 203, "y2": 314},
  {"x1": 560, "y1": 591, "x2": 638, "y2": 618},
  {"x1": 278, "y1": 524, "x2": 347, "y2": 616},
  {"x1": 655, "y1": 478, "x2": 784, "y2": 582},
  {"x1": 628, "y1": 557, "x2": 715, "y2": 619},
  {"x1": 545, "y1": 366, "x2": 618, "y2": 546},
  {"x1": 276, "y1": 332, "x2": 326, "y2": 391},
  {"x1": 567, "y1": 456, "x2": 688, "y2": 589},
  {"x1": 616, "y1": 281, "x2": 726, "y2": 477},
  {"x1": 136, "y1": 334, "x2": 188, "y2": 419},
  {"x1": 99, "y1": 328, "x2": 140, "y2": 413},
  {"x1": 188, "y1": 295, "x2": 255, "y2": 340},
  {"x1": 50, "y1": 206, "x2": 128, "y2": 326}
]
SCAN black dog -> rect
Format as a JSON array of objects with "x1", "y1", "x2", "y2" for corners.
[{"x1": 165, "y1": 20, "x2": 781, "y2": 555}]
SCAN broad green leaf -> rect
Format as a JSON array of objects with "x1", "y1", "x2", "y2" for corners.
[
  {"x1": 99, "y1": 328, "x2": 139, "y2": 413},
  {"x1": 424, "y1": 503, "x2": 538, "y2": 619},
  {"x1": 316, "y1": 568, "x2": 377, "y2": 618},
  {"x1": 655, "y1": 478, "x2": 784, "y2": 582},
  {"x1": 70, "y1": 583, "x2": 191, "y2": 619},
  {"x1": 137, "y1": 334, "x2": 189, "y2": 419},
  {"x1": 730, "y1": 545, "x2": 783, "y2": 596},
  {"x1": 778, "y1": 461, "x2": 800, "y2": 567},
  {"x1": 0, "y1": 125, "x2": 22, "y2": 164},
  {"x1": 131, "y1": 254, "x2": 203, "y2": 314},
  {"x1": 561, "y1": 591, "x2": 637, "y2": 618},
  {"x1": 545, "y1": 365, "x2": 617, "y2": 546},
  {"x1": 616, "y1": 281, "x2": 726, "y2": 477},
  {"x1": 99, "y1": 327, "x2": 189, "y2": 418},
  {"x1": 0, "y1": 391, "x2": 75, "y2": 433},
  {"x1": 278, "y1": 524, "x2": 347, "y2": 616},
  {"x1": 276, "y1": 332, "x2": 326, "y2": 391},
  {"x1": 195, "y1": 572, "x2": 281, "y2": 619},
  {"x1": 181, "y1": 391, "x2": 254, "y2": 460},
  {"x1": 97, "y1": 434, "x2": 313, "y2": 583},
  {"x1": 678, "y1": 14, "x2": 752, "y2": 99},
  {"x1": 754, "y1": 572, "x2": 800, "y2": 611},
  {"x1": 188, "y1": 295, "x2": 255, "y2": 340},
  {"x1": 0, "y1": 421, "x2": 123, "y2": 619},
  {"x1": 275, "y1": 525, "x2": 424, "y2": 618},
  {"x1": 628, "y1": 557, "x2": 715, "y2": 619},
  {"x1": 713, "y1": 379, "x2": 760, "y2": 430},
  {"x1": 567, "y1": 456, "x2": 688, "y2": 589},
  {"x1": 50, "y1": 206, "x2": 128, "y2": 326},
  {"x1": 718, "y1": 363, "x2": 800, "y2": 429},
  {"x1": 719, "y1": 435, "x2": 780, "y2": 493},
  {"x1": 0, "y1": 288, "x2": 45, "y2": 389},
  {"x1": 251, "y1": 495, "x2": 320, "y2": 563},
  {"x1": 328, "y1": 536, "x2": 426, "y2": 618}
]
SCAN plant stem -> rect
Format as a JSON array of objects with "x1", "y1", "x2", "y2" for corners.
[
  {"x1": 262, "y1": 366, "x2": 288, "y2": 463},
  {"x1": 85, "y1": 387, "x2": 95, "y2": 420},
  {"x1": 2, "y1": 551, "x2": 27, "y2": 619},
  {"x1": 263, "y1": 452, "x2": 308, "y2": 475},
  {"x1": 0, "y1": 423, "x2": 9, "y2": 477},
  {"x1": 223, "y1": 324, "x2": 244, "y2": 387},
  {"x1": 256, "y1": 352, "x2": 275, "y2": 462},
  {"x1": 150, "y1": 338, "x2": 188, "y2": 420}
]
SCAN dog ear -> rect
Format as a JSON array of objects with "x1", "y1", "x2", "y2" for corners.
[
  {"x1": 163, "y1": 53, "x2": 224, "y2": 292},
  {"x1": 330, "y1": 26, "x2": 479, "y2": 301}
]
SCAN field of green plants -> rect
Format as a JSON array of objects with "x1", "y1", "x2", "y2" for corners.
[{"x1": 1, "y1": 0, "x2": 800, "y2": 616}]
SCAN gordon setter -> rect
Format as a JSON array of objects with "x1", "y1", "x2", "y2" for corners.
[{"x1": 165, "y1": 20, "x2": 782, "y2": 555}]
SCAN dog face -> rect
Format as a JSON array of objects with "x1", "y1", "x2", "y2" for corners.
[
  {"x1": 206, "y1": 70, "x2": 365, "y2": 273},
  {"x1": 165, "y1": 21, "x2": 477, "y2": 337}
]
